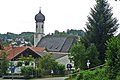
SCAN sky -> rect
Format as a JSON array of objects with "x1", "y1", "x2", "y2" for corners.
[{"x1": 0, "y1": 0, "x2": 120, "y2": 35}]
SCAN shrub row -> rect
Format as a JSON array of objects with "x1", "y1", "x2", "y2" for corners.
[
  {"x1": 75, "y1": 68, "x2": 120, "y2": 80},
  {"x1": 76, "y1": 68, "x2": 108, "y2": 80}
]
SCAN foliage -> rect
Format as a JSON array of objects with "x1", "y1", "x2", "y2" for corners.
[
  {"x1": 105, "y1": 37, "x2": 120, "y2": 79},
  {"x1": 0, "y1": 32, "x2": 34, "y2": 45},
  {"x1": 116, "y1": 71, "x2": 120, "y2": 80},
  {"x1": 82, "y1": 0, "x2": 119, "y2": 63},
  {"x1": 67, "y1": 29, "x2": 85, "y2": 36},
  {"x1": 36, "y1": 54, "x2": 65, "y2": 76},
  {"x1": 70, "y1": 41, "x2": 86, "y2": 69},
  {"x1": 16, "y1": 61, "x2": 22, "y2": 67},
  {"x1": 0, "y1": 52, "x2": 9, "y2": 75},
  {"x1": 50, "y1": 29, "x2": 85, "y2": 37},
  {"x1": 56, "y1": 63, "x2": 65, "y2": 76},
  {"x1": 85, "y1": 43, "x2": 100, "y2": 67},
  {"x1": 19, "y1": 32, "x2": 34, "y2": 45},
  {"x1": 117, "y1": 33, "x2": 120, "y2": 40},
  {"x1": 18, "y1": 55, "x2": 34, "y2": 66},
  {"x1": 34, "y1": 67, "x2": 41, "y2": 78},
  {"x1": 21, "y1": 66, "x2": 35, "y2": 79},
  {"x1": 18, "y1": 55, "x2": 25, "y2": 61},
  {"x1": 76, "y1": 68, "x2": 108, "y2": 80},
  {"x1": 76, "y1": 72, "x2": 83, "y2": 80},
  {"x1": 38, "y1": 54, "x2": 58, "y2": 70},
  {"x1": 70, "y1": 41, "x2": 100, "y2": 69}
]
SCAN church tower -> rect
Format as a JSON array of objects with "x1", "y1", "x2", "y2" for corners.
[{"x1": 34, "y1": 8, "x2": 45, "y2": 47}]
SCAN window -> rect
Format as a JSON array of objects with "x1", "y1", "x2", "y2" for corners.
[{"x1": 41, "y1": 24, "x2": 43, "y2": 28}]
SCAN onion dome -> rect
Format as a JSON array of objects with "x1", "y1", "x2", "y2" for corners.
[{"x1": 35, "y1": 8, "x2": 45, "y2": 22}]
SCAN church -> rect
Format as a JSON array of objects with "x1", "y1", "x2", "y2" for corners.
[{"x1": 34, "y1": 8, "x2": 77, "y2": 67}]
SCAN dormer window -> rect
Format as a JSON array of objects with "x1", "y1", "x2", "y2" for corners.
[{"x1": 55, "y1": 45, "x2": 59, "y2": 49}]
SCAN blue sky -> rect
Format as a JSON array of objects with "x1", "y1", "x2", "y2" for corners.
[{"x1": 0, "y1": 0, "x2": 120, "y2": 35}]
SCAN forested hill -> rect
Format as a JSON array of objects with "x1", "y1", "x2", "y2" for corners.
[
  {"x1": 0, "y1": 32, "x2": 34, "y2": 39},
  {"x1": 0, "y1": 32, "x2": 34, "y2": 45},
  {"x1": 0, "y1": 29, "x2": 85, "y2": 46},
  {"x1": 50, "y1": 29, "x2": 85, "y2": 37}
]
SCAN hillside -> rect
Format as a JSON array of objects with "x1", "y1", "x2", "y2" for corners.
[
  {"x1": 0, "y1": 32, "x2": 34, "y2": 46},
  {"x1": 0, "y1": 29, "x2": 84, "y2": 46}
]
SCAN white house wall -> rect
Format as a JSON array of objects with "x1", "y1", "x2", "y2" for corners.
[{"x1": 56, "y1": 55, "x2": 71, "y2": 67}]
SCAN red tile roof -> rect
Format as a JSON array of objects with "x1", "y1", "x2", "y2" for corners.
[
  {"x1": 0, "y1": 46, "x2": 11, "y2": 56},
  {"x1": 1, "y1": 46, "x2": 45, "y2": 60},
  {"x1": 30, "y1": 47, "x2": 45, "y2": 52},
  {"x1": 7, "y1": 47, "x2": 26, "y2": 60}
]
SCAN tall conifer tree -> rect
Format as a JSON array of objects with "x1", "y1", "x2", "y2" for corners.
[{"x1": 83, "y1": 0, "x2": 119, "y2": 63}]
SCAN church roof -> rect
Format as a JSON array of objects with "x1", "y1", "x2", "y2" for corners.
[{"x1": 36, "y1": 36, "x2": 77, "y2": 52}]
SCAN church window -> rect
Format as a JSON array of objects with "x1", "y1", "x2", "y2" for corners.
[{"x1": 41, "y1": 24, "x2": 43, "y2": 28}]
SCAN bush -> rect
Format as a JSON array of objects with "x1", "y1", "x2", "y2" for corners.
[
  {"x1": 17, "y1": 62, "x2": 22, "y2": 67},
  {"x1": 35, "y1": 68, "x2": 41, "y2": 78},
  {"x1": 105, "y1": 37, "x2": 120, "y2": 79},
  {"x1": 56, "y1": 64, "x2": 65, "y2": 76},
  {"x1": 25, "y1": 61, "x2": 29, "y2": 66},
  {"x1": 116, "y1": 71, "x2": 120, "y2": 80},
  {"x1": 76, "y1": 68, "x2": 108, "y2": 80},
  {"x1": 76, "y1": 72, "x2": 83, "y2": 80},
  {"x1": 82, "y1": 70, "x2": 95, "y2": 80},
  {"x1": 21, "y1": 66, "x2": 35, "y2": 79}
]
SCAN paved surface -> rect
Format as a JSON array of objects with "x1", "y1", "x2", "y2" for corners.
[
  {"x1": 35, "y1": 77, "x2": 68, "y2": 80},
  {"x1": 0, "y1": 77, "x2": 68, "y2": 80}
]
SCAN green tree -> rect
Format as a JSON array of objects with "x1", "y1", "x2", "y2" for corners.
[
  {"x1": 0, "y1": 52, "x2": 9, "y2": 75},
  {"x1": 117, "y1": 33, "x2": 120, "y2": 40},
  {"x1": 70, "y1": 42, "x2": 100, "y2": 69},
  {"x1": 38, "y1": 54, "x2": 58, "y2": 70},
  {"x1": 70, "y1": 41, "x2": 86, "y2": 69},
  {"x1": 105, "y1": 37, "x2": 120, "y2": 79},
  {"x1": 82, "y1": 0, "x2": 119, "y2": 63},
  {"x1": 86, "y1": 43, "x2": 100, "y2": 68}
]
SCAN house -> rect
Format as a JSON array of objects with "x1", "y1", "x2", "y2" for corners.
[{"x1": 0, "y1": 46, "x2": 45, "y2": 73}]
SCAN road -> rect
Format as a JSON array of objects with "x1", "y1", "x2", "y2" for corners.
[
  {"x1": 0, "y1": 77, "x2": 68, "y2": 80},
  {"x1": 34, "y1": 77, "x2": 68, "y2": 80}
]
